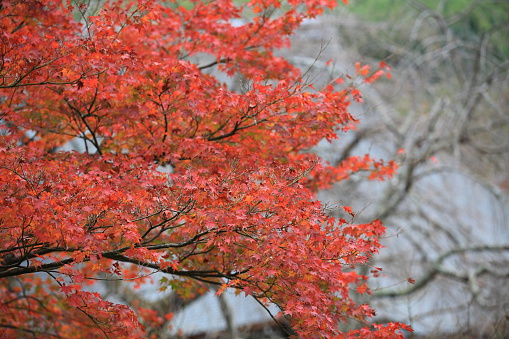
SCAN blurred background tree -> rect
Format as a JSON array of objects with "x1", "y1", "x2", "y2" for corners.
[{"x1": 285, "y1": 0, "x2": 509, "y2": 337}]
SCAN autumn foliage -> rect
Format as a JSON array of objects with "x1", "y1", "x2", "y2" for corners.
[{"x1": 0, "y1": 0, "x2": 409, "y2": 338}]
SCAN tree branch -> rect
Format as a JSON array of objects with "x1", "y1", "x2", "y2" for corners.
[{"x1": 374, "y1": 245, "x2": 509, "y2": 298}]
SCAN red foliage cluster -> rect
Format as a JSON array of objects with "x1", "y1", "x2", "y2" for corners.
[{"x1": 0, "y1": 0, "x2": 410, "y2": 337}]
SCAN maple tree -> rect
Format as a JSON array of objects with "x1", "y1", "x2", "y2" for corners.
[{"x1": 0, "y1": 0, "x2": 411, "y2": 338}]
